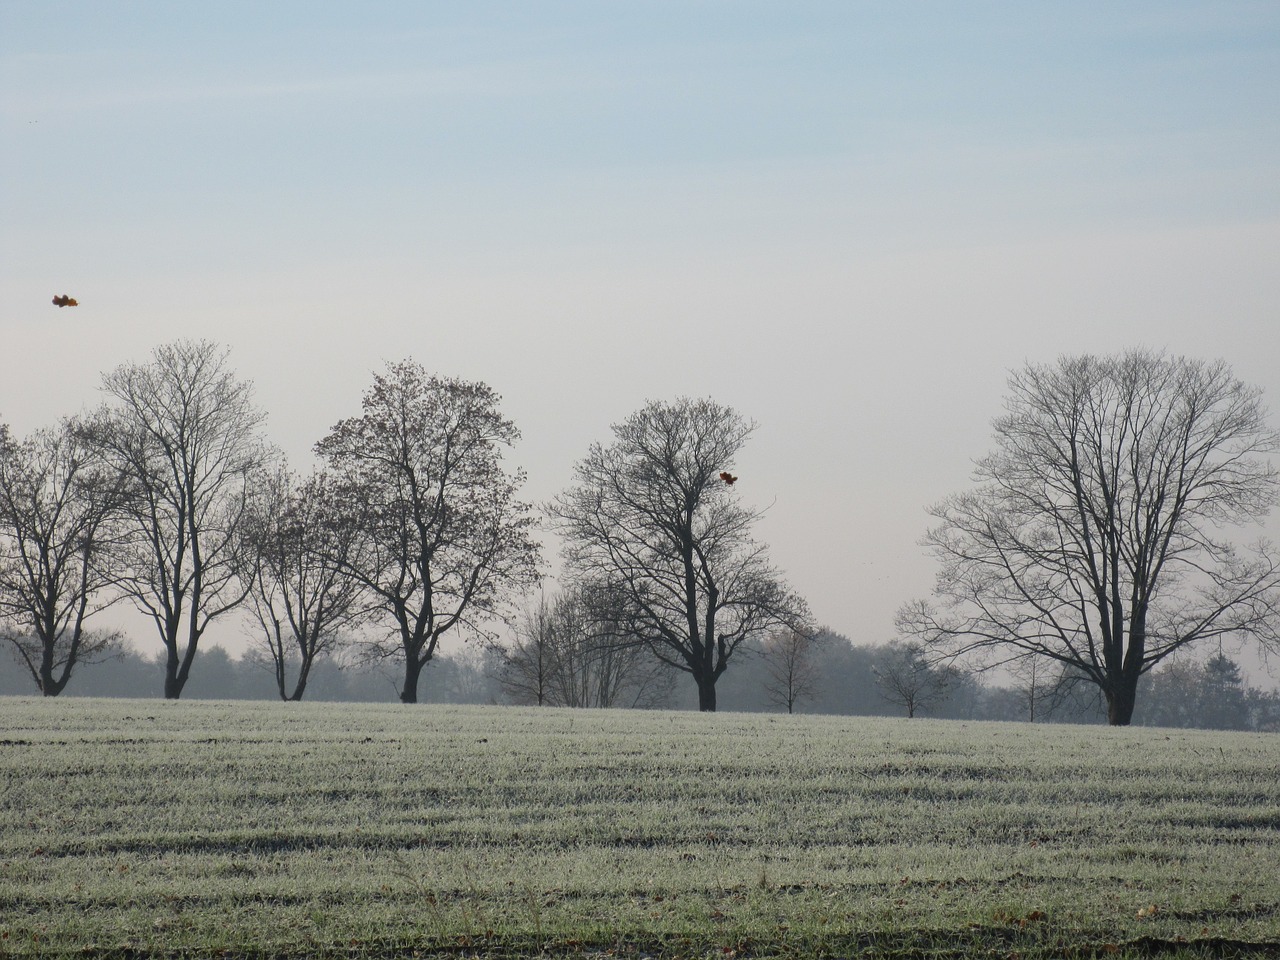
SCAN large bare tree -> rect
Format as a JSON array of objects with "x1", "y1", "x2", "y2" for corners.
[
  {"x1": 240, "y1": 468, "x2": 363, "y2": 701},
  {"x1": 85, "y1": 340, "x2": 272, "y2": 699},
  {"x1": 315, "y1": 362, "x2": 541, "y2": 704},
  {"x1": 0, "y1": 420, "x2": 126, "y2": 695},
  {"x1": 551, "y1": 397, "x2": 810, "y2": 712},
  {"x1": 900, "y1": 350, "x2": 1280, "y2": 725}
]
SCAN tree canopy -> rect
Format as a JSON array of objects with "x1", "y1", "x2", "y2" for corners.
[
  {"x1": 0, "y1": 420, "x2": 125, "y2": 695},
  {"x1": 900, "y1": 350, "x2": 1280, "y2": 725},
  {"x1": 315, "y1": 361, "x2": 542, "y2": 703},
  {"x1": 84, "y1": 340, "x2": 272, "y2": 699},
  {"x1": 551, "y1": 397, "x2": 810, "y2": 711}
]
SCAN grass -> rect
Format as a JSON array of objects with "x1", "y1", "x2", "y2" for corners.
[{"x1": 0, "y1": 697, "x2": 1277, "y2": 958}]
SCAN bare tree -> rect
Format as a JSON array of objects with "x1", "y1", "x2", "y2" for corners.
[
  {"x1": 542, "y1": 583, "x2": 674, "y2": 709},
  {"x1": 900, "y1": 350, "x2": 1280, "y2": 725},
  {"x1": 551, "y1": 398, "x2": 810, "y2": 711},
  {"x1": 1007, "y1": 655, "x2": 1060, "y2": 723},
  {"x1": 499, "y1": 586, "x2": 671, "y2": 708},
  {"x1": 498, "y1": 593, "x2": 560, "y2": 706},
  {"x1": 874, "y1": 640, "x2": 955, "y2": 718},
  {"x1": 0, "y1": 420, "x2": 126, "y2": 695},
  {"x1": 316, "y1": 362, "x2": 542, "y2": 704},
  {"x1": 760, "y1": 628, "x2": 822, "y2": 714},
  {"x1": 1005, "y1": 654, "x2": 1098, "y2": 723},
  {"x1": 84, "y1": 340, "x2": 272, "y2": 699},
  {"x1": 240, "y1": 468, "x2": 363, "y2": 701}
]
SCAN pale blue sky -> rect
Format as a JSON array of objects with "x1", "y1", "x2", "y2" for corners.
[{"x1": 3, "y1": 2, "x2": 1279, "y2": 665}]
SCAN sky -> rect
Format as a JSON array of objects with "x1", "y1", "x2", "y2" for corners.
[{"x1": 3, "y1": 2, "x2": 1280, "y2": 673}]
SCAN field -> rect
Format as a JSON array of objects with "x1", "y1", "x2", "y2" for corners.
[{"x1": 0, "y1": 698, "x2": 1277, "y2": 958}]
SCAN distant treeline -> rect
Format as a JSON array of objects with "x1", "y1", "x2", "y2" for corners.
[{"x1": 4, "y1": 630, "x2": 1275, "y2": 732}]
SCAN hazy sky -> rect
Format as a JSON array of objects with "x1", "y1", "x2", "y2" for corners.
[{"x1": 3, "y1": 3, "x2": 1280, "y2": 663}]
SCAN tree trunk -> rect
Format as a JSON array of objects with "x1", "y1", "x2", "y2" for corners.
[
  {"x1": 163, "y1": 672, "x2": 185, "y2": 699},
  {"x1": 1106, "y1": 677, "x2": 1138, "y2": 726},
  {"x1": 39, "y1": 659, "x2": 67, "y2": 696},
  {"x1": 696, "y1": 673, "x2": 717, "y2": 712},
  {"x1": 400, "y1": 655, "x2": 423, "y2": 704},
  {"x1": 163, "y1": 646, "x2": 186, "y2": 699},
  {"x1": 164, "y1": 625, "x2": 201, "y2": 700},
  {"x1": 286, "y1": 658, "x2": 312, "y2": 702}
]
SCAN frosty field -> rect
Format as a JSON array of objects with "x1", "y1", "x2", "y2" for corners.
[{"x1": 0, "y1": 698, "x2": 1277, "y2": 958}]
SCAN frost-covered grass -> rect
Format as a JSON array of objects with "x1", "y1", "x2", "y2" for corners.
[{"x1": 0, "y1": 698, "x2": 1277, "y2": 958}]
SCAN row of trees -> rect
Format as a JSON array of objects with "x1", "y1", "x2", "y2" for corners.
[
  {"x1": 6, "y1": 626, "x2": 1276, "y2": 731},
  {"x1": 2, "y1": 343, "x2": 1279, "y2": 724},
  {"x1": 0, "y1": 345, "x2": 544, "y2": 704},
  {"x1": 492, "y1": 612, "x2": 1280, "y2": 729},
  {"x1": 0, "y1": 341, "x2": 806, "y2": 710}
]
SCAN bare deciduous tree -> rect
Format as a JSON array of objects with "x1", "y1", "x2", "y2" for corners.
[
  {"x1": 760, "y1": 628, "x2": 821, "y2": 714},
  {"x1": 316, "y1": 362, "x2": 542, "y2": 704},
  {"x1": 1005, "y1": 654, "x2": 1096, "y2": 723},
  {"x1": 900, "y1": 350, "x2": 1280, "y2": 725},
  {"x1": 874, "y1": 640, "x2": 955, "y2": 718},
  {"x1": 560, "y1": 582, "x2": 674, "y2": 709},
  {"x1": 240, "y1": 468, "x2": 363, "y2": 701},
  {"x1": 84, "y1": 340, "x2": 272, "y2": 699},
  {"x1": 0, "y1": 420, "x2": 126, "y2": 695},
  {"x1": 498, "y1": 592, "x2": 559, "y2": 706},
  {"x1": 501, "y1": 584, "x2": 673, "y2": 709},
  {"x1": 500, "y1": 586, "x2": 670, "y2": 708},
  {"x1": 551, "y1": 397, "x2": 810, "y2": 711}
]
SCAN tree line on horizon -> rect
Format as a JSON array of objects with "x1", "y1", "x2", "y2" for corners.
[
  {"x1": 1, "y1": 341, "x2": 1278, "y2": 725},
  {"x1": 4, "y1": 625, "x2": 1277, "y2": 733}
]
